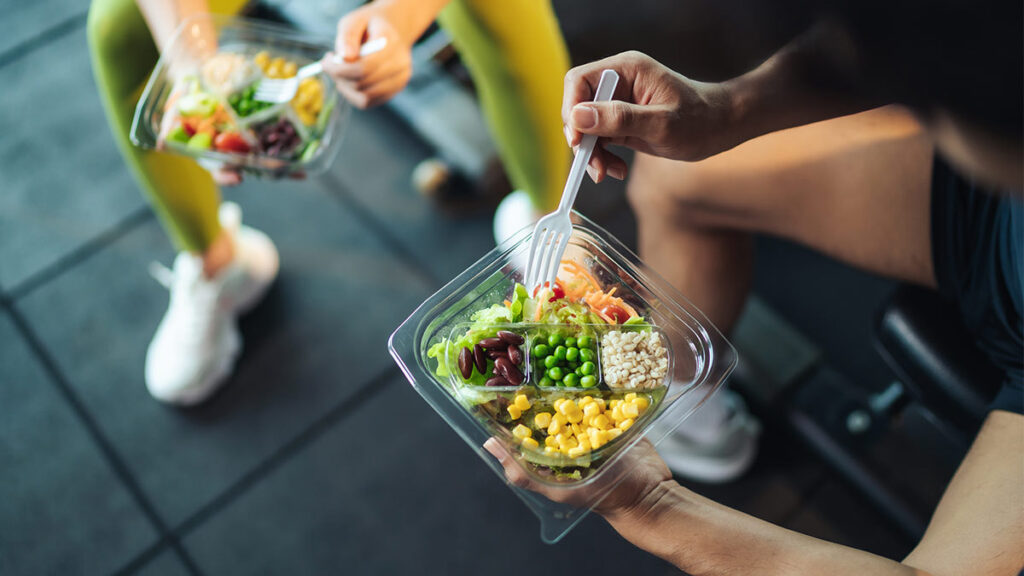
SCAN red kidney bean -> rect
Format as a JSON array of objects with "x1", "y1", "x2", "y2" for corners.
[
  {"x1": 507, "y1": 344, "x2": 523, "y2": 365},
  {"x1": 494, "y1": 357, "x2": 513, "y2": 379},
  {"x1": 478, "y1": 337, "x2": 506, "y2": 350},
  {"x1": 503, "y1": 363, "x2": 525, "y2": 386},
  {"x1": 486, "y1": 349, "x2": 507, "y2": 360},
  {"x1": 458, "y1": 347, "x2": 473, "y2": 380},
  {"x1": 473, "y1": 344, "x2": 487, "y2": 374},
  {"x1": 485, "y1": 376, "x2": 510, "y2": 387},
  {"x1": 498, "y1": 331, "x2": 525, "y2": 345}
]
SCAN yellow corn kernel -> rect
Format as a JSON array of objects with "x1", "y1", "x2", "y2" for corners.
[
  {"x1": 553, "y1": 397, "x2": 567, "y2": 411},
  {"x1": 556, "y1": 433, "x2": 576, "y2": 448},
  {"x1": 560, "y1": 445, "x2": 574, "y2": 455},
  {"x1": 611, "y1": 404, "x2": 624, "y2": 422},
  {"x1": 566, "y1": 409, "x2": 584, "y2": 424},
  {"x1": 545, "y1": 446, "x2": 559, "y2": 455},
  {"x1": 618, "y1": 418, "x2": 635, "y2": 431},
  {"x1": 253, "y1": 51, "x2": 270, "y2": 69},
  {"x1": 296, "y1": 111, "x2": 315, "y2": 126},
  {"x1": 534, "y1": 412, "x2": 552, "y2": 429},
  {"x1": 567, "y1": 446, "x2": 587, "y2": 458},
  {"x1": 583, "y1": 402, "x2": 601, "y2": 418},
  {"x1": 594, "y1": 398, "x2": 606, "y2": 410},
  {"x1": 507, "y1": 404, "x2": 522, "y2": 420},
  {"x1": 596, "y1": 429, "x2": 611, "y2": 444},
  {"x1": 634, "y1": 396, "x2": 650, "y2": 412},
  {"x1": 577, "y1": 436, "x2": 591, "y2": 451},
  {"x1": 282, "y1": 61, "x2": 298, "y2": 78},
  {"x1": 521, "y1": 436, "x2": 539, "y2": 450},
  {"x1": 545, "y1": 435, "x2": 558, "y2": 448},
  {"x1": 607, "y1": 428, "x2": 623, "y2": 439},
  {"x1": 609, "y1": 399, "x2": 621, "y2": 409},
  {"x1": 547, "y1": 420, "x2": 563, "y2": 436},
  {"x1": 578, "y1": 396, "x2": 594, "y2": 407},
  {"x1": 557, "y1": 400, "x2": 576, "y2": 416},
  {"x1": 580, "y1": 415, "x2": 593, "y2": 429},
  {"x1": 514, "y1": 394, "x2": 531, "y2": 411},
  {"x1": 625, "y1": 392, "x2": 637, "y2": 402},
  {"x1": 592, "y1": 414, "x2": 611, "y2": 430},
  {"x1": 512, "y1": 424, "x2": 532, "y2": 439},
  {"x1": 552, "y1": 413, "x2": 568, "y2": 426},
  {"x1": 570, "y1": 423, "x2": 583, "y2": 436},
  {"x1": 622, "y1": 402, "x2": 640, "y2": 419}
]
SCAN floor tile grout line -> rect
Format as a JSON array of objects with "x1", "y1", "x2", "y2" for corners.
[
  {"x1": 0, "y1": 300, "x2": 204, "y2": 576},
  {"x1": 109, "y1": 364, "x2": 397, "y2": 575},
  {"x1": 168, "y1": 365, "x2": 401, "y2": 542},
  {"x1": 0, "y1": 11, "x2": 89, "y2": 70},
  {"x1": 111, "y1": 365, "x2": 399, "y2": 574},
  {"x1": 7, "y1": 206, "x2": 154, "y2": 303},
  {"x1": 313, "y1": 173, "x2": 441, "y2": 286}
]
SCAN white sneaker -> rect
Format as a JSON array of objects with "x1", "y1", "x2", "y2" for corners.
[
  {"x1": 144, "y1": 203, "x2": 279, "y2": 405},
  {"x1": 655, "y1": 390, "x2": 761, "y2": 483},
  {"x1": 493, "y1": 189, "x2": 541, "y2": 246}
]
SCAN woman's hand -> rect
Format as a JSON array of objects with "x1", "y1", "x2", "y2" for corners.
[
  {"x1": 484, "y1": 437, "x2": 674, "y2": 522},
  {"x1": 562, "y1": 51, "x2": 735, "y2": 182},
  {"x1": 322, "y1": 2, "x2": 415, "y2": 109}
]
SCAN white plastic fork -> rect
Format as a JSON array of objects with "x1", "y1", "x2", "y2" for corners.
[
  {"x1": 253, "y1": 37, "x2": 388, "y2": 104},
  {"x1": 522, "y1": 69, "x2": 619, "y2": 293}
]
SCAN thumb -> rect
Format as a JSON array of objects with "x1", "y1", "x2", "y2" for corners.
[
  {"x1": 336, "y1": 12, "x2": 369, "y2": 62},
  {"x1": 570, "y1": 100, "x2": 656, "y2": 139}
]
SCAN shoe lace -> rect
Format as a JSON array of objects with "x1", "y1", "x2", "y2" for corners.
[{"x1": 148, "y1": 261, "x2": 176, "y2": 289}]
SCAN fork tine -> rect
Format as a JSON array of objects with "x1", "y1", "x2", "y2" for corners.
[
  {"x1": 523, "y1": 228, "x2": 542, "y2": 290},
  {"x1": 526, "y1": 227, "x2": 548, "y2": 291},
  {"x1": 527, "y1": 227, "x2": 552, "y2": 291},
  {"x1": 543, "y1": 233, "x2": 566, "y2": 288},
  {"x1": 537, "y1": 229, "x2": 560, "y2": 293},
  {"x1": 544, "y1": 233, "x2": 567, "y2": 288}
]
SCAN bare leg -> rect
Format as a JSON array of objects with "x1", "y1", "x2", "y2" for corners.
[
  {"x1": 628, "y1": 105, "x2": 935, "y2": 336},
  {"x1": 632, "y1": 106, "x2": 934, "y2": 477}
]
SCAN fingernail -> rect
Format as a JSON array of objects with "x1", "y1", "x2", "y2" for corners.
[
  {"x1": 608, "y1": 165, "x2": 627, "y2": 180},
  {"x1": 586, "y1": 164, "x2": 598, "y2": 182},
  {"x1": 572, "y1": 104, "x2": 598, "y2": 130}
]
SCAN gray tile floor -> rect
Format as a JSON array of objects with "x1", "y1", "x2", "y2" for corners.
[{"x1": 1, "y1": 5, "x2": 960, "y2": 576}]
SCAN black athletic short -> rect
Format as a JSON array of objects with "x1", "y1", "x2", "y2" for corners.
[{"x1": 931, "y1": 155, "x2": 1024, "y2": 415}]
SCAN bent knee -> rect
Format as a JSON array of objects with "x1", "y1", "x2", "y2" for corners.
[{"x1": 626, "y1": 156, "x2": 737, "y2": 228}]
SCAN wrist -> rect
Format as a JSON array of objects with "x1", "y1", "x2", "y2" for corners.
[{"x1": 374, "y1": 0, "x2": 448, "y2": 42}]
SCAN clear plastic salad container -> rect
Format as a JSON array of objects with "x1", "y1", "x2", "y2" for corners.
[
  {"x1": 388, "y1": 212, "x2": 737, "y2": 543},
  {"x1": 131, "y1": 15, "x2": 348, "y2": 178}
]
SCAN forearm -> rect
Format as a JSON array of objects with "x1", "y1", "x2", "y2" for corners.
[
  {"x1": 606, "y1": 480, "x2": 927, "y2": 576},
  {"x1": 718, "y1": 20, "x2": 879, "y2": 151},
  {"x1": 373, "y1": 0, "x2": 450, "y2": 41}
]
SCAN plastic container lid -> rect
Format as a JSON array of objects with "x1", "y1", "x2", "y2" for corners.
[
  {"x1": 389, "y1": 212, "x2": 737, "y2": 543},
  {"x1": 130, "y1": 15, "x2": 349, "y2": 179}
]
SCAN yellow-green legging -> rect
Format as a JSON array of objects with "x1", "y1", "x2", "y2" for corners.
[{"x1": 88, "y1": 0, "x2": 570, "y2": 253}]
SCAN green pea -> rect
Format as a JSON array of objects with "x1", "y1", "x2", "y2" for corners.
[
  {"x1": 547, "y1": 333, "x2": 562, "y2": 348},
  {"x1": 565, "y1": 347, "x2": 580, "y2": 362},
  {"x1": 539, "y1": 376, "x2": 554, "y2": 387},
  {"x1": 578, "y1": 335, "x2": 593, "y2": 349},
  {"x1": 574, "y1": 367, "x2": 583, "y2": 377},
  {"x1": 553, "y1": 346, "x2": 567, "y2": 361},
  {"x1": 565, "y1": 337, "x2": 577, "y2": 348},
  {"x1": 580, "y1": 348, "x2": 595, "y2": 363},
  {"x1": 580, "y1": 375, "x2": 598, "y2": 388},
  {"x1": 581, "y1": 361, "x2": 596, "y2": 375},
  {"x1": 547, "y1": 367, "x2": 563, "y2": 381},
  {"x1": 544, "y1": 355, "x2": 559, "y2": 369},
  {"x1": 532, "y1": 343, "x2": 550, "y2": 358},
  {"x1": 563, "y1": 373, "x2": 580, "y2": 387}
]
